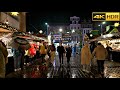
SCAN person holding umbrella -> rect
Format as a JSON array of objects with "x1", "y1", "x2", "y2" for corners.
[{"x1": 12, "y1": 37, "x2": 31, "y2": 71}]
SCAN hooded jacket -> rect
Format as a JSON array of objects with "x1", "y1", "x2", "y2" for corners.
[
  {"x1": 81, "y1": 43, "x2": 92, "y2": 65},
  {"x1": 92, "y1": 45, "x2": 108, "y2": 60}
]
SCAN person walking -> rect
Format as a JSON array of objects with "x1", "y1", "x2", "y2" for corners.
[
  {"x1": 81, "y1": 42, "x2": 92, "y2": 73},
  {"x1": 57, "y1": 42, "x2": 65, "y2": 66},
  {"x1": 66, "y1": 44, "x2": 72, "y2": 65},
  {"x1": 92, "y1": 43, "x2": 108, "y2": 76},
  {"x1": 0, "y1": 40, "x2": 8, "y2": 78},
  {"x1": 40, "y1": 42, "x2": 47, "y2": 62},
  {"x1": 106, "y1": 43, "x2": 112, "y2": 60},
  {"x1": 89, "y1": 41, "x2": 96, "y2": 53},
  {"x1": 50, "y1": 43, "x2": 56, "y2": 66},
  {"x1": 73, "y1": 44, "x2": 77, "y2": 57},
  {"x1": 12, "y1": 48, "x2": 21, "y2": 71}
]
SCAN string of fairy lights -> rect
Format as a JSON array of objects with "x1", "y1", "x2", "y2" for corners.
[
  {"x1": 0, "y1": 12, "x2": 48, "y2": 42},
  {"x1": 0, "y1": 22, "x2": 18, "y2": 32},
  {"x1": 0, "y1": 12, "x2": 19, "y2": 32}
]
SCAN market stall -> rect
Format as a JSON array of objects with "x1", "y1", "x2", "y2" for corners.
[
  {"x1": 89, "y1": 32, "x2": 120, "y2": 78},
  {"x1": 0, "y1": 28, "x2": 15, "y2": 75}
]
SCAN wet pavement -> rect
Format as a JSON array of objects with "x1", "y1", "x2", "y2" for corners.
[
  {"x1": 104, "y1": 60, "x2": 120, "y2": 78},
  {"x1": 6, "y1": 54, "x2": 105, "y2": 78}
]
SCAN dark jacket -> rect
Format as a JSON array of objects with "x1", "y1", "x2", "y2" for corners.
[
  {"x1": 106, "y1": 46, "x2": 112, "y2": 54},
  {"x1": 50, "y1": 44, "x2": 56, "y2": 51},
  {"x1": 57, "y1": 46, "x2": 65, "y2": 54},
  {"x1": 66, "y1": 47, "x2": 72, "y2": 57}
]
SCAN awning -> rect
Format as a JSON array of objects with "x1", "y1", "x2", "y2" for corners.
[
  {"x1": 89, "y1": 32, "x2": 120, "y2": 42},
  {"x1": 0, "y1": 28, "x2": 13, "y2": 33}
]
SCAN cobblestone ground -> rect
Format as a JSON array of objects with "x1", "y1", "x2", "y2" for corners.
[
  {"x1": 104, "y1": 60, "x2": 120, "y2": 78},
  {"x1": 47, "y1": 54, "x2": 98, "y2": 78},
  {"x1": 7, "y1": 54, "x2": 120, "y2": 78}
]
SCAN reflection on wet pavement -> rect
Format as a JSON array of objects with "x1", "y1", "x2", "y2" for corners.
[{"x1": 6, "y1": 54, "x2": 98, "y2": 78}]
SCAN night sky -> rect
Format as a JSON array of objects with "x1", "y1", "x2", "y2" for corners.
[
  {"x1": 25, "y1": 1, "x2": 120, "y2": 33},
  {"x1": 26, "y1": 11, "x2": 92, "y2": 33}
]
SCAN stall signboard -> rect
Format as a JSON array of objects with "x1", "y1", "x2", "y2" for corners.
[
  {"x1": 53, "y1": 34, "x2": 62, "y2": 43},
  {"x1": 62, "y1": 33, "x2": 72, "y2": 43}
]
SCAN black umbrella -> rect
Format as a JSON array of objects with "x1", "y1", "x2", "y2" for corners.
[
  {"x1": 14, "y1": 37, "x2": 29, "y2": 45},
  {"x1": 11, "y1": 37, "x2": 31, "y2": 50}
]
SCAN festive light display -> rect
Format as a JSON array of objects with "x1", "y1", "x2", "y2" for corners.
[
  {"x1": 10, "y1": 12, "x2": 19, "y2": 16},
  {"x1": 0, "y1": 22, "x2": 18, "y2": 32}
]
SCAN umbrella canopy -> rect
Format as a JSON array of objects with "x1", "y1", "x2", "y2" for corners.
[{"x1": 11, "y1": 37, "x2": 31, "y2": 50}]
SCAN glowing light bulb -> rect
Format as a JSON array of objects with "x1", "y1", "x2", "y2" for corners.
[{"x1": 11, "y1": 12, "x2": 19, "y2": 16}]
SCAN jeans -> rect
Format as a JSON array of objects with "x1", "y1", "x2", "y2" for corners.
[
  {"x1": 97, "y1": 60, "x2": 105, "y2": 74},
  {"x1": 67, "y1": 57, "x2": 70, "y2": 63},
  {"x1": 13, "y1": 55, "x2": 21, "y2": 69},
  {"x1": 59, "y1": 53, "x2": 63, "y2": 65},
  {"x1": 41, "y1": 54, "x2": 46, "y2": 62},
  {"x1": 73, "y1": 52, "x2": 76, "y2": 57}
]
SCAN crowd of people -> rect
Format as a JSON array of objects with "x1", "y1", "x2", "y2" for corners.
[
  {"x1": 0, "y1": 37, "x2": 113, "y2": 78},
  {"x1": 12, "y1": 41, "x2": 57, "y2": 72}
]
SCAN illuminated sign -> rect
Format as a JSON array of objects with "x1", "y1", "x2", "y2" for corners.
[
  {"x1": 92, "y1": 12, "x2": 120, "y2": 21},
  {"x1": 62, "y1": 33, "x2": 71, "y2": 43}
]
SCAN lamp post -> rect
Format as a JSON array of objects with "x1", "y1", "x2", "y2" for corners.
[
  {"x1": 45, "y1": 23, "x2": 49, "y2": 35},
  {"x1": 98, "y1": 21, "x2": 106, "y2": 35},
  {"x1": 59, "y1": 28, "x2": 63, "y2": 43}
]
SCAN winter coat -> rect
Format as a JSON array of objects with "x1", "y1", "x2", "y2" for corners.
[
  {"x1": 57, "y1": 46, "x2": 65, "y2": 54},
  {"x1": 92, "y1": 45, "x2": 108, "y2": 60},
  {"x1": 81, "y1": 44, "x2": 92, "y2": 65},
  {"x1": 0, "y1": 41, "x2": 8, "y2": 78},
  {"x1": 66, "y1": 47, "x2": 72, "y2": 57},
  {"x1": 40, "y1": 45, "x2": 46, "y2": 55}
]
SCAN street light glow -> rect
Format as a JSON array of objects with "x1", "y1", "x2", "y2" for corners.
[
  {"x1": 72, "y1": 29, "x2": 75, "y2": 33},
  {"x1": 45, "y1": 23, "x2": 48, "y2": 25},
  {"x1": 102, "y1": 21, "x2": 106, "y2": 24},
  {"x1": 90, "y1": 34, "x2": 93, "y2": 37},
  {"x1": 45, "y1": 23, "x2": 49, "y2": 35},
  {"x1": 59, "y1": 28, "x2": 63, "y2": 32},
  {"x1": 98, "y1": 25, "x2": 101, "y2": 26},
  {"x1": 39, "y1": 30, "x2": 43, "y2": 33}
]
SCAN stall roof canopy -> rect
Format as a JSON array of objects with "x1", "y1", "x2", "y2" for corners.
[
  {"x1": 90, "y1": 32, "x2": 120, "y2": 42},
  {"x1": 109, "y1": 28, "x2": 119, "y2": 34},
  {"x1": 12, "y1": 32, "x2": 48, "y2": 42},
  {"x1": 0, "y1": 28, "x2": 13, "y2": 33}
]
